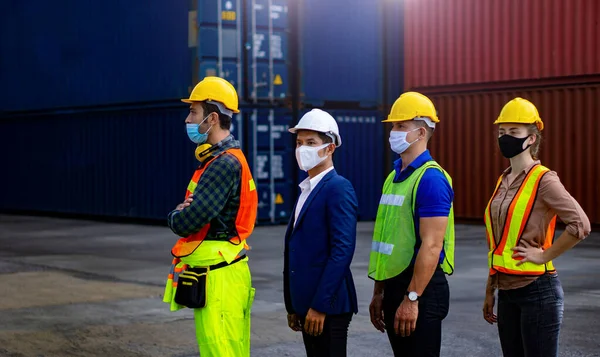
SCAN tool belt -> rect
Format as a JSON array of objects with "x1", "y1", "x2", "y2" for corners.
[{"x1": 174, "y1": 254, "x2": 246, "y2": 309}]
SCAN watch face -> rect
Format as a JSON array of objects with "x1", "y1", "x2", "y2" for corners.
[{"x1": 408, "y1": 292, "x2": 418, "y2": 301}]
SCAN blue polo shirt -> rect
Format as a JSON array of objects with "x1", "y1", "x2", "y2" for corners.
[{"x1": 393, "y1": 150, "x2": 453, "y2": 264}]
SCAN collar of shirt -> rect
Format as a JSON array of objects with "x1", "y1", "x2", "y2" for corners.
[
  {"x1": 199, "y1": 135, "x2": 240, "y2": 167},
  {"x1": 502, "y1": 159, "x2": 542, "y2": 176},
  {"x1": 211, "y1": 135, "x2": 239, "y2": 155},
  {"x1": 299, "y1": 166, "x2": 335, "y2": 193},
  {"x1": 500, "y1": 159, "x2": 542, "y2": 188},
  {"x1": 393, "y1": 149, "x2": 433, "y2": 183}
]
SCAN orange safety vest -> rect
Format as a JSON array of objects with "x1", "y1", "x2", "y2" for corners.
[
  {"x1": 484, "y1": 164, "x2": 556, "y2": 276},
  {"x1": 170, "y1": 148, "x2": 258, "y2": 258}
]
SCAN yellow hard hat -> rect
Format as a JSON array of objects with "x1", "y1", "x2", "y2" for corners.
[
  {"x1": 182, "y1": 77, "x2": 240, "y2": 114},
  {"x1": 494, "y1": 97, "x2": 544, "y2": 131},
  {"x1": 383, "y1": 91, "x2": 439, "y2": 125}
]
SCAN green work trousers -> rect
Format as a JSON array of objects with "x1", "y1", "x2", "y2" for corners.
[{"x1": 193, "y1": 259, "x2": 255, "y2": 356}]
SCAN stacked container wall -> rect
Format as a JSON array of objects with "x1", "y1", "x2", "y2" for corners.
[
  {"x1": 382, "y1": 0, "x2": 405, "y2": 108},
  {"x1": 298, "y1": 0, "x2": 385, "y2": 107},
  {"x1": 245, "y1": 0, "x2": 290, "y2": 102},
  {"x1": 404, "y1": 0, "x2": 600, "y2": 90},
  {"x1": 243, "y1": 107, "x2": 295, "y2": 223},
  {"x1": 0, "y1": 105, "x2": 208, "y2": 220},
  {"x1": 382, "y1": 0, "x2": 405, "y2": 175},
  {"x1": 0, "y1": 0, "x2": 191, "y2": 112},
  {"x1": 196, "y1": 0, "x2": 244, "y2": 93},
  {"x1": 0, "y1": 102, "x2": 299, "y2": 224},
  {"x1": 0, "y1": 0, "x2": 396, "y2": 225},
  {"x1": 332, "y1": 110, "x2": 386, "y2": 220},
  {"x1": 424, "y1": 84, "x2": 600, "y2": 225}
]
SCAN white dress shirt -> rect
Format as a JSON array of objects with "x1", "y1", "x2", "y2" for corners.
[{"x1": 293, "y1": 166, "x2": 335, "y2": 227}]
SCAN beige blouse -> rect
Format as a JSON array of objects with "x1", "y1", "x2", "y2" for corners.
[{"x1": 488, "y1": 161, "x2": 591, "y2": 290}]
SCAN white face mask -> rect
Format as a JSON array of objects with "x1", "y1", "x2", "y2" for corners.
[
  {"x1": 389, "y1": 128, "x2": 421, "y2": 154},
  {"x1": 296, "y1": 144, "x2": 330, "y2": 171}
]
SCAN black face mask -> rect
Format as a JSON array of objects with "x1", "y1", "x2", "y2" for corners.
[{"x1": 498, "y1": 135, "x2": 531, "y2": 159}]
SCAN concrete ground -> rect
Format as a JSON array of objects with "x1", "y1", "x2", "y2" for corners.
[{"x1": 0, "y1": 214, "x2": 598, "y2": 357}]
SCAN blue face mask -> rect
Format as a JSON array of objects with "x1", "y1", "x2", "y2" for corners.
[{"x1": 186, "y1": 115, "x2": 212, "y2": 144}]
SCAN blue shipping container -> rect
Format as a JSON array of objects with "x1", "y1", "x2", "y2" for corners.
[
  {"x1": 331, "y1": 110, "x2": 386, "y2": 220},
  {"x1": 299, "y1": 0, "x2": 385, "y2": 107},
  {"x1": 0, "y1": 102, "x2": 296, "y2": 223},
  {"x1": 245, "y1": 0, "x2": 290, "y2": 101},
  {"x1": 243, "y1": 107, "x2": 295, "y2": 223},
  {"x1": 0, "y1": 105, "x2": 200, "y2": 219},
  {"x1": 0, "y1": 105, "x2": 384, "y2": 223},
  {"x1": 0, "y1": 0, "x2": 191, "y2": 112},
  {"x1": 195, "y1": 0, "x2": 290, "y2": 103},
  {"x1": 196, "y1": 0, "x2": 243, "y2": 92}
]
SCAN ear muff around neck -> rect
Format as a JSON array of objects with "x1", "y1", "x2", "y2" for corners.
[{"x1": 195, "y1": 143, "x2": 215, "y2": 162}]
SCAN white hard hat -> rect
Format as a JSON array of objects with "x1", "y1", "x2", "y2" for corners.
[{"x1": 288, "y1": 109, "x2": 342, "y2": 147}]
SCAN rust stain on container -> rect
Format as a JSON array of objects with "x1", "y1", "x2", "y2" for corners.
[
  {"x1": 424, "y1": 84, "x2": 600, "y2": 225},
  {"x1": 404, "y1": 0, "x2": 600, "y2": 89}
]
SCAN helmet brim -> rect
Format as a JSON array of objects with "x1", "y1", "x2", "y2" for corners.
[
  {"x1": 180, "y1": 99, "x2": 240, "y2": 113},
  {"x1": 381, "y1": 118, "x2": 411, "y2": 123},
  {"x1": 288, "y1": 127, "x2": 341, "y2": 147}
]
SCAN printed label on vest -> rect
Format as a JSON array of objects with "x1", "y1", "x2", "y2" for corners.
[{"x1": 379, "y1": 194, "x2": 406, "y2": 207}]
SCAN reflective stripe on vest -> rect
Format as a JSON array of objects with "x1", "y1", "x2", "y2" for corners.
[
  {"x1": 368, "y1": 161, "x2": 455, "y2": 281},
  {"x1": 171, "y1": 148, "x2": 258, "y2": 259},
  {"x1": 484, "y1": 164, "x2": 556, "y2": 276}
]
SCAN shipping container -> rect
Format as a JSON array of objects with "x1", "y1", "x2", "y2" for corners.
[
  {"x1": 195, "y1": 0, "x2": 244, "y2": 94},
  {"x1": 0, "y1": 0, "x2": 396, "y2": 225},
  {"x1": 245, "y1": 0, "x2": 291, "y2": 101},
  {"x1": 194, "y1": 0, "x2": 291, "y2": 102},
  {"x1": 381, "y1": 0, "x2": 405, "y2": 175},
  {"x1": 423, "y1": 84, "x2": 600, "y2": 225},
  {"x1": 243, "y1": 107, "x2": 295, "y2": 223},
  {"x1": 298, "y1": 0, "x2": 386, "y2": 107},
  {"x1": 404, "y1": 0, "x2": 600, "y2": 90},
  {"x1": 244, "y1": 0, "x2": 388, "y2": 106},
  {"x1": 382, "y1": 0, "x2": 405, "y2": 109},
  {"x1": 0, "y1": 105, "x2": 197, "y2": 219},
  {"x1": 0, "y1": 102, "x2": 299, "y2": 223},
  {"x1": 1, "y1": 0, "x2": 392, "y2": 113},
  {"x1": 296, "y1": 109, "x2": 387, "y2": 221},
  {"x1": 331, "y1": 110, "x2": 386, "y2": 220},
  {"x1": 0, "y1": 0, "x2": 191, "y2": 112}
]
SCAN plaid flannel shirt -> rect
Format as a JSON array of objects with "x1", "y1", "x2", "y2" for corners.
[{"x1": 168, "y1": 135, "x2": 242, "y2": 237}]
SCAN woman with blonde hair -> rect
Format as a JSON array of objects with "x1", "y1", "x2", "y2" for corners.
[{"x1": 482, "y1": 97, "x2": 591, "y2": 357}]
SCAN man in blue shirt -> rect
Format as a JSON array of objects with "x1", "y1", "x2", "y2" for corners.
[{"x1": 368, "y1": 92, "x2": 455, "y2": 357}]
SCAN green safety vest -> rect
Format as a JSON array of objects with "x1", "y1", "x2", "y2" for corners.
[{"x1": 368, "y1": 161, "x2": 455, "y2": 281}]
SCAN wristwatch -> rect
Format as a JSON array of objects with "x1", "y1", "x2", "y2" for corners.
[{"x1": 406, "y1": 291, "x2": 419, "y2": 302}]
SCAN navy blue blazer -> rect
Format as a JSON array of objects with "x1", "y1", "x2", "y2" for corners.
[{"x1": 283, "y1": 169, "x2": 359, "y2": 316}]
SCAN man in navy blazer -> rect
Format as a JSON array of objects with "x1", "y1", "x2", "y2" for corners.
[{"x1": 284, "y1": 109, "x2": 359, "y2": 357}]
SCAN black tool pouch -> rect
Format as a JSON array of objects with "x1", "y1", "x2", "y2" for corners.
[{"x1": 174, "y1": 267, "x2": 208, "y2": 308}]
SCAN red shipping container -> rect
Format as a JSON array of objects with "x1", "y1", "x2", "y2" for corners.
[
  {"x1": 424, "y1": 84, "x2": 600, "y2": 226},
  {"x1": 404, "y1": 0, "x2": 600, "y2": 89}
]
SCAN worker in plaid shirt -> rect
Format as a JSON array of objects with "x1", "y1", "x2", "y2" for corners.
[
  {"x1": 163, "y1": 77, "x2": 258, "y2": 357},
  {"x1": 168, "y1": 136, "x2": 243, "y2": 236}
]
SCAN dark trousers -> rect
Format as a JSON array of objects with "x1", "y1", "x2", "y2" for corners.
[
  {"x1": 497, "y1": 273, "x2": 564, "y2": 357},
  {"x1": 300, "y1": 313, "x2": 353, "y2": 357},
  {"x1": 382, "y1": 269, "x2": 450, "y2": 357}
]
